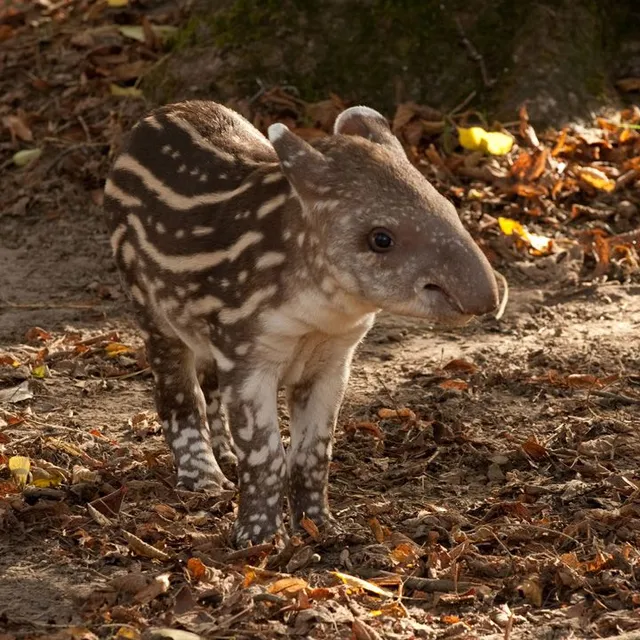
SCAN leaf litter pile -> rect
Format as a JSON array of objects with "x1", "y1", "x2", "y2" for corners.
[{"x1": 1, "y1": 2, "x2": 640, "y2": 640}]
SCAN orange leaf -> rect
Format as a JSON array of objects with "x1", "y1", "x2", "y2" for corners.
[
  {"x1": 512, "y1": 183, "x2": 548, "y2": 198},
  {"x1": 300, "y1": 515, "x2": 321, "y2": 541},
  {"x1": 566, "y1": 374, "x2": 602, "y2": 389},
  {"x1": 442, "y1": 358, "x2": 478, "y2": 374},
  {"x1": 307, "y1": 587, "x2": 335, "y2": 601},
  {"x1": 439, "y1": 379, "x2": 469, "y2": 391},
  {"x1": 267, "y1": 577, "x2": 308, "y2": 597},
  {"x1": 186, "y1": 557, "x2": 208, "y2": 581},
  {"x1": 510, "y1": 151, "x2": 533, "y2": 180},
  {"x1": 521, "y1": 437, "x2": 547, "y2": 460},
  {"x1": 442, "y1": 615, "x2": 461, "y2": 624},
  {"x1": 390, "y1": 542, "x2": 421, "y2": 565},
  {"x1": 377, "y1": 407, "x2": 416, "y2": 420},
  {"x1": 350, "y1": 421, "x2": 384, "y2": 439},
  {"x1": 369, "y1": 517, "x2": 386, "y2": 543},
  {"x1": 25, "y1": 326, "x2": 52, "y2": 342}
]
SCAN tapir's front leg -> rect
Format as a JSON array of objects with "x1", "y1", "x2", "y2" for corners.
[
  {"x1": 286, "y1": 335, "x2": 364, "y2": 530},
  {"x1": 223, "y1": 370, "x2": 287, "y2": 547}
]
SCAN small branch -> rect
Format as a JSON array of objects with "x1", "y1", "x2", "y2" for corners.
[{"x1": 357, "y1": 568, "x2": 484, "y2": 593}]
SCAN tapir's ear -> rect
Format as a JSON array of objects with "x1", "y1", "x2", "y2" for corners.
[
  {"x1": 268, "y1": 123, "x2": 329, "y2": 199},
  {"x1": 334, "y1": 106, "x2": 403, "y2": 153}
]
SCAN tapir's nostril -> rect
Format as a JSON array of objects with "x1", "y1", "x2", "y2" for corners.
[{"x1": 423, "y1": 283, "x2": 441, "y2": 292}]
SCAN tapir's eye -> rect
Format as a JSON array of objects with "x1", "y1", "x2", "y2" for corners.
[{"x1": 368, "y1": 228, "x2": 395, "y2": 252}]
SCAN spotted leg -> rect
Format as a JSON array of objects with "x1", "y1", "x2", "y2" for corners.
[
  {"x1": 197, "y1": 359, "x2": 237, "y2": 468},
  {"x1": 146, "y1": 332, "x2": 233, "y2": 492},
  {"x1": 286, "y1": 340, "x2": 359, "y2": 530},
  {"x1": 221, "y1": 371, "x2": 287, "y2": 547}
]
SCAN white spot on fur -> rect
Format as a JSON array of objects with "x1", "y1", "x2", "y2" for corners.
[
  {"x1": 256, "y1": 193, "x2": 288, "y2": 219},
  {"x1": 256, "y1": 252, "x2": 286, "y2": 270},
  {"x1": 219, "y1": 285, "x2": 277, "y2": 324},
  {"x1": 248, "y1": 445, "x2": 269, "y2": 466}
]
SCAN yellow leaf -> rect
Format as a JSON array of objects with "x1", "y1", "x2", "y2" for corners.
[
  {"x1": 108, "y1": 0, "x2": 129, "y2": 5},
  {"x1": 105, "y1": 342, "x2": 133, "y2": 356},
  {"x1": 332, "y1": 571, "x2": 395, "y2": 598},
  {"x1": 8, "y1": 456, "x2": 30, "y2": 487},
  {"x1": 498, "y1": 216, "x2": 553, "y2": 256},
  {"x1": 109, "y1": 84, "x2": 143, "y2": 99},
  {"x1": 118, "y1": 25, "x2": 145, "y2": 42},
  {"x1": 13, "y1": 148, "x2": 42, "y2": 167},
  {"x1": 458, "y1": 127, "x2": 513, "y2": 155},
  {"x1": 31, "y1": 364, "x2": 49, "y2": 379},
  {"x1": 578, "y1": 167, "x2": 616, "y2": 192},
  {"x1": 115, "y1": 627, "x2": 140, "y2": 639},
  {"x1": 31, "y1": 467, "x2": 62, "y2": 488}
]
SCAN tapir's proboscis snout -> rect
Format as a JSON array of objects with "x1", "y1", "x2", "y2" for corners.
[{"x1": 410, "y1": 212, "x2": 500, "y2": 324}]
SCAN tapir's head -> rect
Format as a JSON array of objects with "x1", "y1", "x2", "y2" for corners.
[{"x1": 268, "y1": 106, "x2": 499, "y2": 325}]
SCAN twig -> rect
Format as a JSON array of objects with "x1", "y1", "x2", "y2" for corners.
[
  {"x1": 453, "y1": 16, "x2": 495, "y2": 87},
  {"x1": 224, "y1": 543, "x2": 274, "y2": 563},
  {"x1": 0, "y1": 298, "x2": 98, "y2": 311},
  {"x1": 493, "y1": 270, "x2": 509, "y2": 320},
  {"x1": 590, "y1": 389, "x2": 640, "y2": 406},
  {"x1": 357, "y1": 568, "x2": 483, "y2": 593}
]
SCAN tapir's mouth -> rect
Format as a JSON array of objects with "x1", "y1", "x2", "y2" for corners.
[
  {"x1": 418, "y1": 284, "x2": 472, "y2": 326},
  {"x1": 422, "y1": 283, "x2": 464, "y2": 314}
]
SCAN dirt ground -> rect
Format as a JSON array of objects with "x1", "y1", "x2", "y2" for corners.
[{"x1": 2, "y1": 3, "x2": 640, "y2": 640}]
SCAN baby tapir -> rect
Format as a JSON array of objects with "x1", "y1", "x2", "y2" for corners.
[{"x1": 104, "y1": 100, "x2": 498, "y2": 546}]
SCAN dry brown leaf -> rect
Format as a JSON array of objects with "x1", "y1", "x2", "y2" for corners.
[
  {"x1": 522, "y1": 437, "x2": 547, "y2": 460},
  {"x1": 154, "y1": 503, "x2": 179, "y2": 520},
  {"x1": 517, "y1": 574, "x2": 543, "y2": 606},
  {"x1": 122, "y1": 530, "x2": 171, "y2": 561},
  {"x1": 616, "y1": 77, "x2": 640, "y2": 92},
  {"x1": 368, "y1": 517, "x2": 386, "y2": 543},
  {"x1": 267, "y1": 576, "x2": 308, "y2": 598},
  {"x1": 438, "y1": 379, "x2": 469, "y2": 391},
  {"x1": 2, "y1": 113, "x2": 33, "y2": 142},
  {"x1": 352, "y1": 618, "x2": 383, "y2": 640},
  {"x1": 134, "y1": 573, "x2": 171, "y2": 604},
  {"x1": 442, "y1": 358, "x2": 478, "y2": 374},
  {"x1": 299, "y1": 515, "x2": 321, "y2": 541}
]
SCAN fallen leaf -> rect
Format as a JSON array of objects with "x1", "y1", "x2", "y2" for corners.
[
  {"x1": 616, "y1": 77, "x2": 640, "y2": 92},
  {"x1": 522, "y1": 437, "x2": 547, "y2": 460},
  {"x1": 369, "y1": 517, "x2": 386, "y2": 543},
  {"x1": 105, "y1": 342, "x2": 133, "y2": 357},
  {"x1": 122, "y1": 530, "x2": 171, "y2": 561},
  {"x1": 300, "y1": 515, "x2": 321, "y2": 541},
  {"x1": 578, "y1": 166, "x2": 616, "y2": 192},
  {"x1": 134, "y1": 573, "x2": 171, "y2": 604},
  {"x1": 442, "y1": 358, "x2": 478, "y2": 374},
  {"x1": 109, "y1": 84, "x2": 143, "y2": 99},
  {"x1": 377, "y1": 407, "x2": 415, "y2": 420},
  {"x1": 25, "y1": 327, "x2": 51, "y2": 342},
  {"x1": 517, "y1": 574, "x2": 543, "y2": 606},
  {"x1": 332, "y1": 571, "x2": 395, "y2": 598},
  {"x1": 186, "y1": 557, "x2": 208, "y2": 581},
  {"x1": 267, "y1": 576, "x2": 308, "y2": 598},
  {"x1": 438, "y1": 379, "x2": 469, "y2": 391},
  {"x1": 498, "y1": 217, "x2": 553, "y2": 255},
  {"x1": 0, "y1": 381, "x2": 33, "y2": 404},
  {"x1": 458, "y1": 126, "x2": 513, "y2": 155},
  {"x1": 107, "y1": 0, "x2": 129, "y2": 6},
  {"x1": 8, "y1": 456, "x2": 30, "y2": 486},
  {"x1": 352, "y1": 618, "x2": 383, "y2": 640},
  {"x1": 2, "y1": 113, "x2": 33, "y2": 142},
  {"x1": 13, "y1": 148, "x2": 42, "y2": 167}
]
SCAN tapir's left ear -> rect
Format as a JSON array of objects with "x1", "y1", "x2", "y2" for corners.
[
  {"x1": 268, "y1": 123, "x2": 329, "y2": 200},
  {"x1": 334, "y1": 106, "x2": 404, "y2": 153}
]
